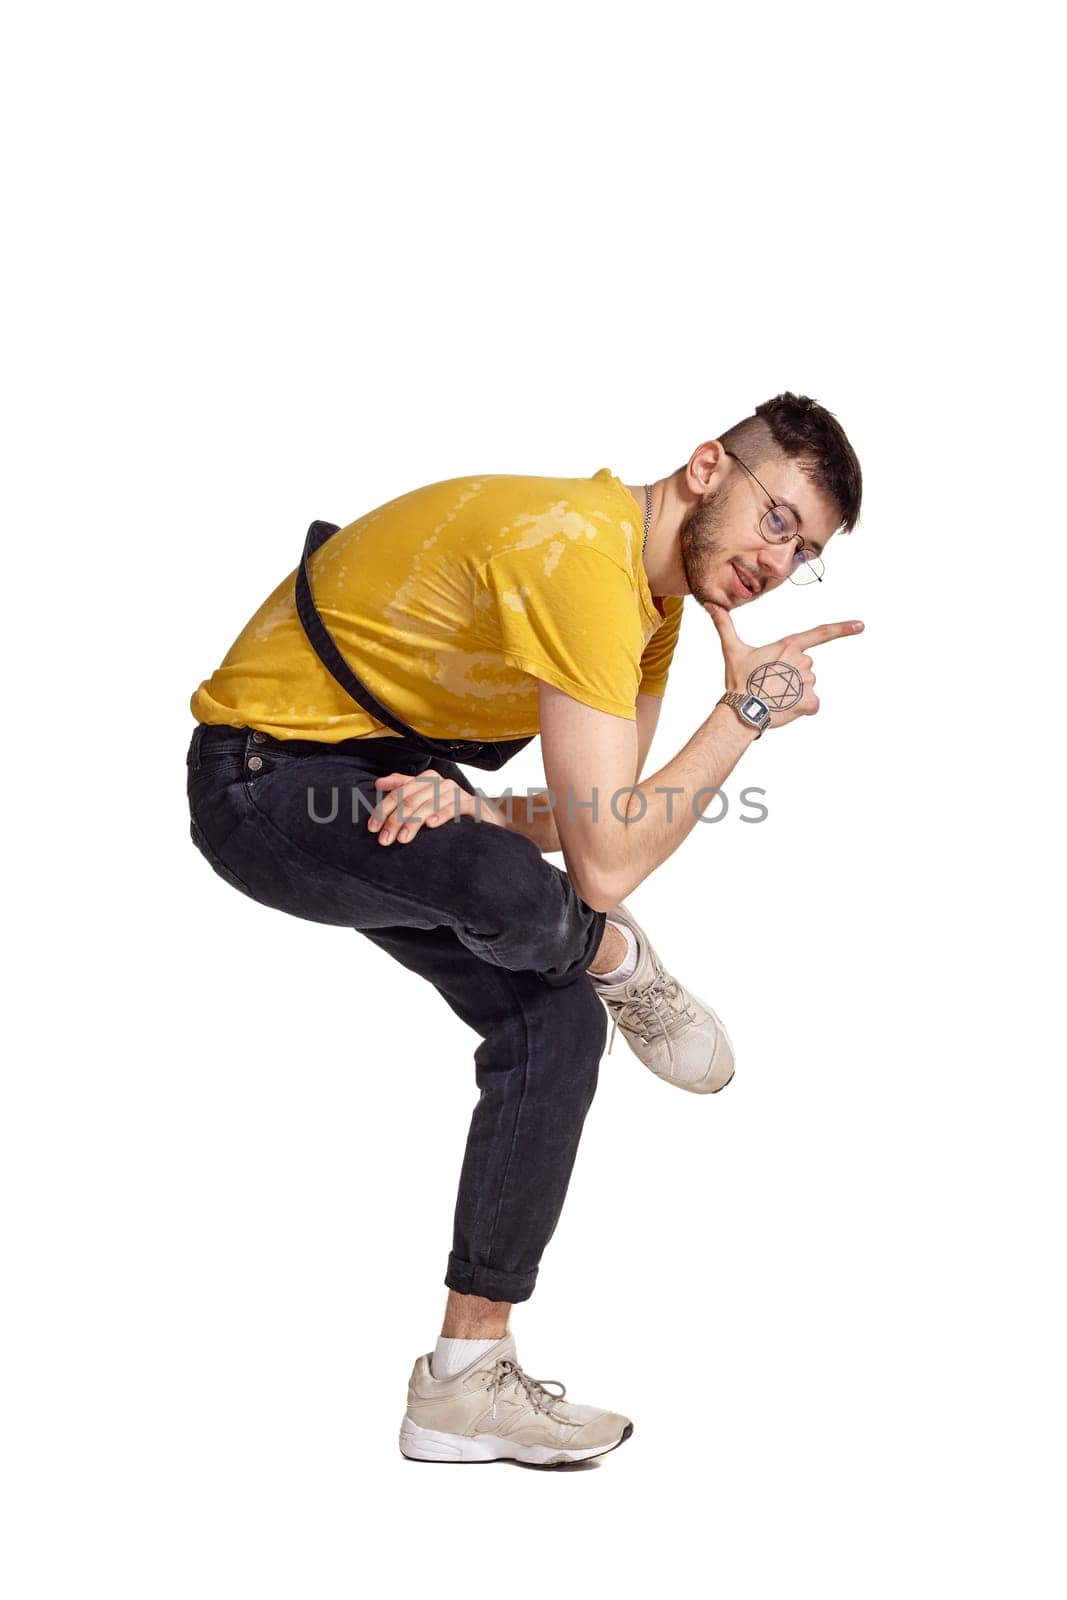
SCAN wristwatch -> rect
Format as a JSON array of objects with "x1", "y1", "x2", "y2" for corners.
[{"x1": 718, "y1": 691, "x2": 772, "y2": 738}]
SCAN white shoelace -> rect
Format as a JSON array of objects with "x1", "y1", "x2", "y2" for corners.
[
  {"x1": 483, "y1": 1358, "x2": 567, "y2": 1421},
  {"x1": 605, "y1": 970, "x2": 697, "y2": 1071}
]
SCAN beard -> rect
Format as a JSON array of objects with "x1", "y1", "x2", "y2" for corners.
[{"x1": 678, "y1": 481, "x2": 733, "y2": 606}]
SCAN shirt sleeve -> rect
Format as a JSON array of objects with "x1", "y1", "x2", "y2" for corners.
[
  {"x1": 477, "y1": 544, "x2": 646, "y2": 719},
  {"x1": 638, "y1": 596, "x2": 684, "y2": 698}
]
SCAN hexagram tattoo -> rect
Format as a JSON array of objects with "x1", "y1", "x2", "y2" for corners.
[{"x1": 746, "y1": 661, "x2": 805, "y2": 710}]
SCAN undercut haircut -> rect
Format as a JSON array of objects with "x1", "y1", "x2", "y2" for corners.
[{"x1": 718, "y1": 392, "x2": 863, "y2": 533}]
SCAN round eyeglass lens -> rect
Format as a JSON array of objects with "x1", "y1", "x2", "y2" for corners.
[
  {"x1": 790, "y1": 553, "x2": 825, "y2": 585},
  {"x1": 759, "y1": 504, "x2": 799, "y2": 542}
]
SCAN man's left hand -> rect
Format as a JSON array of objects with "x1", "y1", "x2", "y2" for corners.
[{"x1": 367, "y1": 769, "x2": 507, "y2": 846}]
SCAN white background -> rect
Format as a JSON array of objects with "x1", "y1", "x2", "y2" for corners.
[{"x1": 3, "y1": 2, "x2": 1062, "y2": 1596}]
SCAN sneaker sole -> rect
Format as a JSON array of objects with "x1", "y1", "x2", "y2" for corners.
[{"x1": 399, "y1": 1417, "x2": 634, "y2": 1466}]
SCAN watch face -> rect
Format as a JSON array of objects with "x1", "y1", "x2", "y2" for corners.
[{"x1": 740, "y1": 694, "x2": 769, "y2": 723}]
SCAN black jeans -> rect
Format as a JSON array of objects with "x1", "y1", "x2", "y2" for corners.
[{"x1": 185, "y1": 723, "x2": 609, "y2": 1303}]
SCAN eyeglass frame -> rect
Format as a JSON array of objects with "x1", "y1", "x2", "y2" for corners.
[{"x1": 722, "y1": 449, "x2": 825, "y2": 584}]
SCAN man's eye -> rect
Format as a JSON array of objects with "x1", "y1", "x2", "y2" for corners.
[{"x1": 766, "y1": 509, "x2": 791, "y2": 538}]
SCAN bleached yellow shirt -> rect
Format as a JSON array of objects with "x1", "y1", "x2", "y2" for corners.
[{"x1": 190, "y1": 467, "x2": 685, "y2": 743}]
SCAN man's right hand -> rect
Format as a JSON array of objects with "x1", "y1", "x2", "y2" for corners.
[{"x1": 704, "y1": 602, "x2": 865, "y2": 730}]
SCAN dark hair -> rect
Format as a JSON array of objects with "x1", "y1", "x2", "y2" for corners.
[{"x1": 719, "y1": 392, "x2": 863, "y2": 533}]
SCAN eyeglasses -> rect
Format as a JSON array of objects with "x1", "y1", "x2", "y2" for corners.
[{"x1": 723, "y1": 449, "x2": 825, "y2": 585}]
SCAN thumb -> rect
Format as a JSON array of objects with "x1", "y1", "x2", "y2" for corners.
[{"x1": 704, "y1": 599, "x2": 739, "y2": 652}]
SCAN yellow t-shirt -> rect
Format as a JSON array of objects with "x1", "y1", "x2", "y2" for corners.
[{"x1": 190, "y1": 467, "x2": 685, "y2": 743}]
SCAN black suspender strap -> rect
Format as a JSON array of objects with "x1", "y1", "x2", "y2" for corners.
[
  {"x1": 294, "y1": 519, "x2": 419, "y2": 741},
  {"x1": 293, "y1": 518, "x2": 535, "y2": 769}
]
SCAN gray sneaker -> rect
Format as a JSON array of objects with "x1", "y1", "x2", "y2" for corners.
[
  {"x1": 399, "y1": 1331, "x2": 634, "y2": 1466},
  {"x1": 591, "y1": 899, "x2": 736, "y2": 1094}
]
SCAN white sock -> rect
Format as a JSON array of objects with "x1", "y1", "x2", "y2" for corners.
[
  {"x1": 431, "y1": 1335, "x2": 501, "y2": 1380},
  {"x1": 590, "y1": 918, "x2": 639, "y2": 984}
]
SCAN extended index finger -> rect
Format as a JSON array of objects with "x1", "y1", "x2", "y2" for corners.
[{"x1": 789, "y1": 619, "x2": 865, "y2": 650}]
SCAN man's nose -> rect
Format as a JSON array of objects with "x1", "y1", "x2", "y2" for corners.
[{"x1": 758, "y1": 540, "x2": 796, "y2": 583}]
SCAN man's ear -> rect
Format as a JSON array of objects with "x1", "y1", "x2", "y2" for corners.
[{"x1": 685, "y1": 439, "x2": 727, "y2": 499}]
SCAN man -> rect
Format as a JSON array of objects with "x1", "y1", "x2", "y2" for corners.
[{"x1": 186, "y1": 391, "x2": 863, "y2": 1468}]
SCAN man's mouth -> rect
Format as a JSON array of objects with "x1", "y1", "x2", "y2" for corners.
[{"x1": 730, "y1": 560, "x2": 759, "y2": 600}]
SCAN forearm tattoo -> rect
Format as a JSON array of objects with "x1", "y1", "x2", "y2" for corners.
[{"x1": 747, "y1": 661, "x2": 804, "y2": 709}]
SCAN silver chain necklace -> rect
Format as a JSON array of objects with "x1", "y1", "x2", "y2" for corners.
[{"x1": 643, "y1": 483, "x2": 652, "y2": 558}]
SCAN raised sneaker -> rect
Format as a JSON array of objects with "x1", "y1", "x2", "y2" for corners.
[
  {"x1": 398, "y1": 1330, "x2": 634, "y2": 1467},
  {"x1": 592, "y1": 899, "x2": 735, "y2": 1094}
]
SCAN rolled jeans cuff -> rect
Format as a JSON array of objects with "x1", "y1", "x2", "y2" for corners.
[
  {"x1": 537, "y1": 905, "x2": 608, "y2": 988},
  {"x1": 445, "y1": 1252, "x2": 539, "y2": 1304}
]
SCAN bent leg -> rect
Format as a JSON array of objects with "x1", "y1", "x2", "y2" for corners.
[
  {"x1": 201, "y1": 738, "x2": 607, "y2": 987},
  {"x1": 357, "y1": 921, "x2": 609, "y2": 1303}
]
